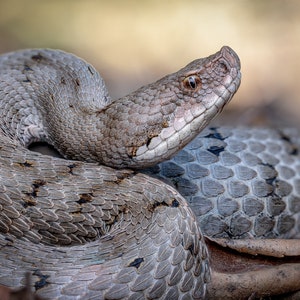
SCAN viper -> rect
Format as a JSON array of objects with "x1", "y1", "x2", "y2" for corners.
[{"x1": 0, "y1": 46, "x2": 299, "y2": 299}]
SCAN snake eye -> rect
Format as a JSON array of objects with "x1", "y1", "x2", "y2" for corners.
[{"x1": 182, "y1": 75, "x2": 202, "y2": 92}]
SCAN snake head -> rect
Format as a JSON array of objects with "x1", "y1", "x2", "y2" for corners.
[{"x1": 101, "y1": 46, "x2": 241, "y2": 169}]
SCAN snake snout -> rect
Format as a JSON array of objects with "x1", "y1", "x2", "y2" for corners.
[{"x1": 220, "y1": 46, "x2": 241, "y2": 70}]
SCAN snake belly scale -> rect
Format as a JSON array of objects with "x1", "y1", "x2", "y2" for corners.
[{"x1": 0, "y1": 47, "x2": 242, "y2": 299}]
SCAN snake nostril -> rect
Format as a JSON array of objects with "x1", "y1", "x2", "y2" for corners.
[{"x1": 219, "y1": 61, "x2": 229, "y2": 74}]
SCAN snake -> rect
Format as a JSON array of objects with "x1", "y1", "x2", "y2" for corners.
[{"x1": 0, "y1": 45, "x2": 298, "y2": 299}]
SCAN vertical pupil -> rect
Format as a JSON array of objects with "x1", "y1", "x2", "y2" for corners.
[{"x1": 189, "y1": 76, "x2": 196, "y2": 89}]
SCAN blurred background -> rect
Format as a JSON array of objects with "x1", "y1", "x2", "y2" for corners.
[{"x1": 1, "y1": 0, "x2": 300, "y2": 128}]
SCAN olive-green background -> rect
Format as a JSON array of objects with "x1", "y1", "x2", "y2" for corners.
[{"x1": 1, "y1": 0, "x2": 299, "y2": 127}]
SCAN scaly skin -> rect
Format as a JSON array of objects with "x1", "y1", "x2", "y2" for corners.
[
  {"x1": 0, "y1": 47, "x2": 240, "y2": 299},
  {"x1": 147, "y1": 127, "x2": 300, "y2": 239},
  {"x1": 0, "y1": 134, "x2": 209, "y2": 299}
]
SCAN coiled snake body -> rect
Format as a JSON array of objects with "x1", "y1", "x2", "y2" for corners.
[{"x1": 0, "y1": 46, "x2": 298, "y2": 299}]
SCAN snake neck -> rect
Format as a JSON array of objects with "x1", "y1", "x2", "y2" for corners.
[{"x1": 44, "y1": 47, "x2": 241, "y2": 169}]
